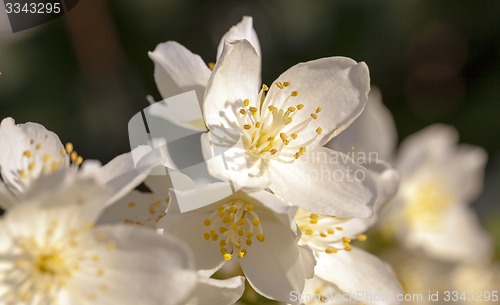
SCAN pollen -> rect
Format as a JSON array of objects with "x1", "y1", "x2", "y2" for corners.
[
  {"x1": 357, "y1": 234, "x2": 367, "y2": 241},
  {"x1": 65, "y1": 143, "x2": 74, "y2": 154},
  {"x1": 203, "y1": 198, "x2": 265, "y2": 260}
]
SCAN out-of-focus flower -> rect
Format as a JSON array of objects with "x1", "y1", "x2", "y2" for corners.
[
  {"x1": 451, "y1": 262, "x2": 500, "y2": 305},
  {"x1": 0, "y1": 173, "x2": 197, "y2": 305},
  {"x1": 148, "y1": 16, "x2": 259, "y2": 132},
  {"x1": 157, "y1": 177, "x2": 315, "y2": 304},
  {"x1": 0, "y1": 117, "x2": 150, "y2": 209},
  {"x1": 381, "y1": 248, "x2": 455, "y2": 305},
  {"x1": 201, "y1": 39, "x2": 376, "y2": 218},
  {"x1": 384, "y1": 124, "x2": 492, "y2": 263}
]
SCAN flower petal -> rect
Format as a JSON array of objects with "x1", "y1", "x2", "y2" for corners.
[
  {"x1": 83, "y1": 152, "x2": 150, "y2": 206},
  {"x1": 157, "y1": 199, "x2": 225, "y2": 276},
  {"x1": 4, "y1": 175, "x2": 112, "y2": 238},
  {"x1": 203, "y1": 40, "x2": 261, "y2": 130},
  {"x1": 269, "y1": 147, "x2": 376, "y2": 218},
  {"x1": 0, "y1": 117, "x2": 67, "y2": 193},
  {"x1": 69, "y1": 225, "x2": 197, "y2": 305},
  {"x1": 239, "y1": 211, "x2": 313, "y2": 304},
  {"x1": 397, "y1": 124, "x2": 458, "y2": 176},
  {"x1": 439, "y1": 144, "x2": 487, "y2": 203},
  {"x1": 315, "y1": 247, "x2": 403, "y2": 305},
  {"x1": 148, "y1": 41, "x2": 210, "y2": 103},
  {"x1": 216, "y1": 16, "x2": 261, "y2": 59},
  {"x1": 327, "y1": 88, "x2": 397, "y2": 161},
  {"x1": 405, "y1": 204, "x2": 493, "y2": 263},
  {"x1": 98, "y1": 189, "x2": 167, "y2": 229},
  {"x1": 267, "y1": 57, "x2": 370, "y2": 146},
  {"x1": 185, "y1": 276, "x2": 245, "y2": 305}
]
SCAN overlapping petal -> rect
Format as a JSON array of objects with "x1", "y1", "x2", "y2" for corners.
[{"x1": 269, "y1": 147, "x2": 376, "y2": 218}]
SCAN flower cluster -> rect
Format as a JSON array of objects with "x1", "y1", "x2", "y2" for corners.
[{"x1": 0, "y1": 16, "x2": 496, "y2": 305}]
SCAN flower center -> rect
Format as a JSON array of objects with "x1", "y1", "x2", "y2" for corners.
[
  {"x1": 403, "y1": 180, "x2": 454, "y2": 230},
  {"x1": 295, "y1": 209, "x2": 366, "y2": 254},
  {"x1": 36, "y1": 252, "x2": 70, "y2": 277},
  {"x1": 203, "y1": 199, "x2": 265, "y2": 260},
  {"x1": 236, "y1": 82, "x2": 323, "y2": 162},
  {"x1": 4, "y1": 220, "x2": 112, "y2": 303}
]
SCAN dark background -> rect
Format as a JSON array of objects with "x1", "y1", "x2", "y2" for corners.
[{"x1": 0, "y1": 0, "x2": 499, "y2": 249}]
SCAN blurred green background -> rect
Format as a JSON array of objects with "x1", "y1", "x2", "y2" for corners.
[{"x1": 0, "y1": 0, "x2": 499, "y2": 242}]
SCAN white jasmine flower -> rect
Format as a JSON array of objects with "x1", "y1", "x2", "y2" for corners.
[
  {"x1": 294, "y1": 209, "x2": 402, "y2": 305},
  {"x1": 0, "y1": 117, "x2": 150, "y2": 209},
  {"x1": 0, "y1": 173, "x2": 197, "y2": 305},
  {"x1": 157, "y1": 180, "x2": 315, "y2": 304},
  {"x1": 386, "y1": 124, "x2": 492, "y2": 263},
  {"x1": 148, "y1": 16, "x2": 259, "y2": 131},
  {"x1": 292, "y1": 160, "x2": 401, "y2": 305},
  {"x1": 201, "y1": 39, "x2": 376, "y2": 217}
]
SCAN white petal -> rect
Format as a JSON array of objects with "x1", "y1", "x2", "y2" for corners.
[
  {"x1": 405, "y1": 204, "x2": 493, "y2": 263},
  {"x1": 92, "y1": 152, "x2": 150, "y2": 206},
  {"x1": 157, "y1": 204, "x2": 225, "y2": 276},
  {"x1": 397, "y1": 124, "x2": 458, "y2": 176},
  {"x1": 239, "y1": 214, "x2": 312, "y2": 304},
  {"x1": 439, "y1": 144, "x2": 487, "y2": 203},
  {"x1": 0, "y1": 117, "x2": 67, "y2": 193},
  {"x1": 201, "y1": 132, "x2": 271, "y2": 191},
  {"x1": 71, "y1": 225, "x2": 197, "y2": 305},
  {"x1": 327, "y1": 88, "x2": 397, "y2": 161},
  {"x1": 216, "y1": 16, "x2": 261, "y2": 59},
  {"x1": 269, "y1": 147, "x2": 376, "y2": 218},
  {"x1": 203, "y1": 40, "x2": 261, "y2": 130},
  {"x1": 267, "y1": 57, "x2": 370, "y2": 146},
  {"x1": 185, "y1": 276, "x2": 245, "y2": 305},
  {"x1": 144, "y1": 174, "x2": 174, "y2": 199},
  {"x1": 315, "y1": 247, "x2": 403, "y2": 305},
  {"x1": 4, "y1": 177, "x2": 112, "y2": 240},
  {"x1": 144, "y1": 90, "x2": 207, "y2": 133},
  {"x1": 98, "y1": 189, "x2": 167, "y2": 229},
  {"x1": 364, "y1": 160, "x2": 400, "y2": 213},
  {"x1": 148, "y1": 41, "x2": 210, "y2": 103}
]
